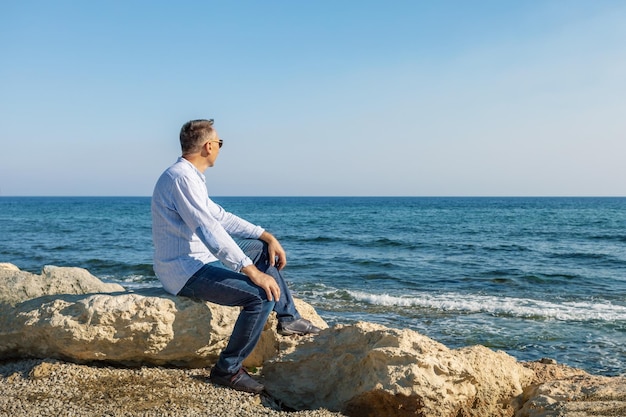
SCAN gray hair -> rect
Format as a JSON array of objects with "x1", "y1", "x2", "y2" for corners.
[{"x1": 179, "y1": 119, "x2": 216, "y2": 154}]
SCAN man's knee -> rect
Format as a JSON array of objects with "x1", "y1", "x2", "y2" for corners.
[
  {"x1": 242, "y1": 294, "x2": 275, "y2": 311},
  {"x1": 262, "y1": 299, "x2": 276, "y2": 314}
]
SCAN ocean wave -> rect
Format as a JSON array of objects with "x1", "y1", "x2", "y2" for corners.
[
  {"x1": 83, "y1": 259, "x2": 156, "y2": 279},
  {"x1": 588, "y1": 234, "x2": 626, "y2": 244},
  {"x1": 483, "y1": 244, "x2": 532, "y2": 253},
  {"x1": 546, "y1": 251, "x2": 621, "y2": 263},
  {"x1": 345, "y1": 290, "x2": 626, "y2": 322},
  {"x1": 111, "y1": 274, "x2": 159, "y2": 289}
]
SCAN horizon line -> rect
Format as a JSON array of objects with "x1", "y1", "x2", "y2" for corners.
[{"x1": 1, "y1": 195, "x2": 625, "y2": 199}]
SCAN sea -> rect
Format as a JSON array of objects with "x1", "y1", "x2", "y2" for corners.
[{"x1": 1, "y1": 196, "x2": 625, "y2": 376}]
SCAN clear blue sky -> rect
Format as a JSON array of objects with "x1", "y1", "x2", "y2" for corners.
[{"x1": 1, "y1": 0, "x2": 625, "y2": 196}]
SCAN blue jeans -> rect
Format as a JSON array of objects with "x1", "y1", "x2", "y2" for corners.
[
  {"x1": 236, "y1": 239, "x2": 301, "y2": 323},
  {"x1": 178, "y1": 239, "x2": 300, "y2": 374}
]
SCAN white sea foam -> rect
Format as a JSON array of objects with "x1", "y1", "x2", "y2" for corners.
[{"x1": 346, "y1": 290, "x2": 626, "y2": 322}]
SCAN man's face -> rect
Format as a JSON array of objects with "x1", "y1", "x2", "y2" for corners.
[{"x1": 206, "y1": 131, "x2": 222, "y2": 167}]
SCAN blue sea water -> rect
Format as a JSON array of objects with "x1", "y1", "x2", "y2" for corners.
[{"x1": 1, "y1": 196, "x2": 625, "y2": 376}]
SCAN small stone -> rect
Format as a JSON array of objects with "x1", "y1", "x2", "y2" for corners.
[{"x1": 29, "y1": 361, "x2": 55, "y2": 379}]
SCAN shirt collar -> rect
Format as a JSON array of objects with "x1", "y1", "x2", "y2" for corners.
[{"x1": 177, "y1": 156, "x2": 206, "y2": 182}]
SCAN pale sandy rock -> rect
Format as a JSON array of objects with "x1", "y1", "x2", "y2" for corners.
[
  {"x1": 456, "y1": 344, "x2": 536, "y2": 413},
  {"x1": 0, "y1": 288, "x2": 227, "y2": 366},
  {"x1": 0, "y1": 265, "x2": 125, "y2": 305},
  {"x1": 6, "y1": 265, "x2": 626, "y2": 416},
  {"x1": 0, "y1": 285, "x2": 327, "y2": 368},
  {"x1": 0, "y1": 262, "x2": 20, "y2": 271},
  {"x1": 517, "y1": 363, "x2": 626, "y2": 417},
  {"x1": 248, "y1": 297, "x2": 328, "y2": 366},
  {"x1": 262, "y1": 321, "x2": 534, "y2": 417}
]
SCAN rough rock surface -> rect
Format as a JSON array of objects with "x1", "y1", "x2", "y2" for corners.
[
  {"x1": 0, "y1": 262, "x2": 20, "y2": 271},
  {"x1": 518, "y1": 362, "x2": 626, "y2": 417},
  {"x1": 2, "y1": 263, "x2": 626, "y2": 416},
  {"x1": 0, "y1": 264, "x2": 124, "y2": 305},
  {"x1": 263, "y1": 321, "x2": 535, "y2": 417},
  {"x1": 0, "y1": 264, "x2": 327, "y2": 368}
]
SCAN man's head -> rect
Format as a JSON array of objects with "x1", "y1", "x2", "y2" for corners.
[
  {"x1": 180, "y1": 119, "x2": 219, "y2": 155},
  {"x1": 179, "y1": 119, "x2": 223, "y2": 169}
]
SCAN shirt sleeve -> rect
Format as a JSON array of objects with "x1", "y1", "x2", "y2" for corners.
[
  {"x1": 206, "y1": 199, "x2": 265, "y2": 239},
  {"x1": 171, "y1": 176, "x2": 256, "y2": 272}
]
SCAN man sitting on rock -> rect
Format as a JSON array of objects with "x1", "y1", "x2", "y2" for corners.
[{"x1": 151, "y1": 118, "x2": 320, "y2": 394}]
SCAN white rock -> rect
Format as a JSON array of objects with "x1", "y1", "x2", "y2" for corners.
[
  {"x1": 0, "y1": 263, "x2": 20, "y2": 271},
  {"x1": 0, "y1": 265, "x2": 327, "y2": 368},
  {"x1": 517, "y1": 363, "x2": 626, "y2": 417},
  {"x1": 0, "y1": 265, "x2": 124, "y2": 305},
  {"x1": 263, "y1": 321, "x2": 535, "y2": 417},
  {"x1": 6, "y1": 265, "x2": 625, "y2": 416}
]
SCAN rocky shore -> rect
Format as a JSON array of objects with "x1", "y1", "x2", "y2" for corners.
[
  {"x1": 1, "y1": 263, "x2": 625, "y2": 417},
  {"x1": 0, "y1": 358, "x2": 343, "y2": 417}
]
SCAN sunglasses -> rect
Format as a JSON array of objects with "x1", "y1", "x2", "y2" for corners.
[{"x1": 208, "y1": 139, "x2": 223, "y2": 148}]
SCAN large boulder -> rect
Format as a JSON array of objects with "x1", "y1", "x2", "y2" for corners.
[
  {"x1": 4, "y1": 264, "x2": 626, "y2": 416},
  {"x1": 0, "y1": 264, "x2": 124, "y2": 305},
  {"x1": 0, "y1": 265, "x2": 327, "y2": 368},
  {"x1": 263, "y1": 321, "x2": 535, "y2": 417}
]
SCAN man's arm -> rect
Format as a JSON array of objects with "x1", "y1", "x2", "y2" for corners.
[
  {"x1": 208, "y1": 199, "x2": 288, "y2": 270},
  {"x1": 171, "y1": 177, "x2": 255, "y2": 272},
  {"x1": 207, "y1": 199, "x2": 264, "y2": 239},
  {"x1": 259, "y1": 231, "x2": 287, "y2": 270}
]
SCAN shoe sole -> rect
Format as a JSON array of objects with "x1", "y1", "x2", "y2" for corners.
[{"x1": 277, "y1": 330, "x2": 301, "y2": 336}]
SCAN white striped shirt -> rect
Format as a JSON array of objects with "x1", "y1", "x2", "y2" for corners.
[{"x1": 151, "y1": 157, "x2": 264, "y2": 294}]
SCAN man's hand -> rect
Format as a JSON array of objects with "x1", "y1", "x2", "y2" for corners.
[
  {"x1": 242, "y1": 265, "x2": 281, "y2": 301},
  {"x1": 260, "y1": 231, "x2": 287, "y2": 270}
]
